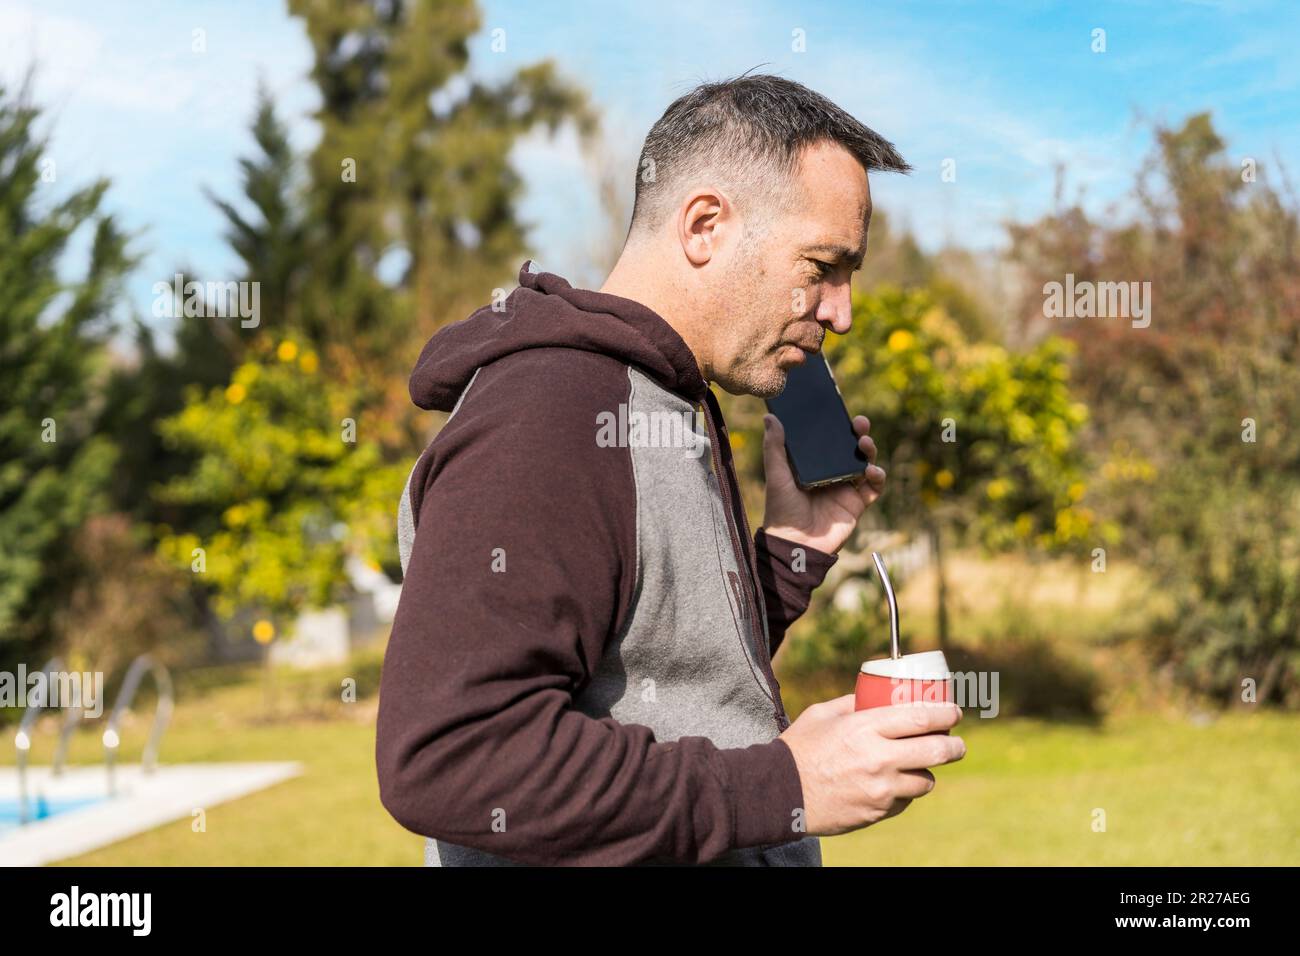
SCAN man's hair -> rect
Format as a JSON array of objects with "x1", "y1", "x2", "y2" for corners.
[{"x1": 627, "y1": 72, "x2": 911, "y2": 238}]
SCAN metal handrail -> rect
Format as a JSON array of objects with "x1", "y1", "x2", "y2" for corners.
[
  {"x1": 13, "y1": 658, "x2": 77, "y2": 824},
  {"x1": 53, "y1": 703, "x2": 84, "y2": 776},
  {"x1": 103, "y1": 655, "x2": 174, "y2": 797}
]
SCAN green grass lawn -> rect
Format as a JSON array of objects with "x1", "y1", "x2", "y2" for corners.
[{"x1": 823, "y1": 708, "x2": 1300, "y2": 866}]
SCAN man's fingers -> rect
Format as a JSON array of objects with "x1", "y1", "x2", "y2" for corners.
[
  {"x1": 852, "y1": 464, "x2": 885, "y2": 491},
  {"x1": 897, "y1": 768, "x2": 937, "y2": 798},
  {"x1": 888, "y1": 732, "x2": 967, "y2": 771},
  {"x1": 850, "y1": 420, "x2": 883, "y2": 492},
  {"x1": 859, "y1": 701, "x2": 962, "y2": 738},
  {"x1": 857, "y1": 434, "x2": 878, "y2": 465},
  {"x1": 881, "y1": 797, "x2": 912, "y2": 820}
]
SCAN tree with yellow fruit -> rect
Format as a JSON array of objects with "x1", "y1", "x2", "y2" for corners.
[
  {"x1": 816, "y1": 286, "x2": 1102, "y2": 651},
  {"x1": 154, "y1": 337, "x2": 408, "y2": 636}
]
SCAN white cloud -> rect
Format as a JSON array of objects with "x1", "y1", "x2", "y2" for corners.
[{"x1": 0, "y1": 3, "x2": 197, "y2": 112}]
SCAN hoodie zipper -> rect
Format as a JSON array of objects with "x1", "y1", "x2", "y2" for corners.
[{"x1": 699, "y1": 390, "x2": 790, "y2": 730}]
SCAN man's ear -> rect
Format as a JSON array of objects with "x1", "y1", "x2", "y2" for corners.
[{"x1": 677, "y1": 189, "x2": 730, "y2": 266}]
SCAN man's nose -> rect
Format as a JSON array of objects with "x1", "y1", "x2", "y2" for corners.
[{"x1": 815, "y1": 281, "x2": 853, "y2": 334}]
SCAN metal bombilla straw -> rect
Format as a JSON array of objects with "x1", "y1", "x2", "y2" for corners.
[{"x1": 871, "y1": 552, "x2": 901, "y2": 661}]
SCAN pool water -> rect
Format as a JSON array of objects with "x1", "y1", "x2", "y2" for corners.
[{"x1": 0, "y1": 795, "x2": 108, "y2": 835}]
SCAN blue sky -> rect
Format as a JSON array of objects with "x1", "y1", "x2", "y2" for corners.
[{"x1": 2, "y1": 0, "x2": 1296, "y2": 341}]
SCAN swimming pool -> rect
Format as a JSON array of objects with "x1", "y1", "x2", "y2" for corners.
[{"x1": 0, "y1": 795, "x2": 109, "y2": 836}]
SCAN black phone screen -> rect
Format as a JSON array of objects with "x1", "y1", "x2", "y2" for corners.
[{"x1": 764, "y1": 351, "x2": 867, "y2": 489}]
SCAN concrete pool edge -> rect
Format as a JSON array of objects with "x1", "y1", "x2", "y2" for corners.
[{"x1": 0, "y1": 763, "x2": 303, "y2": 866}]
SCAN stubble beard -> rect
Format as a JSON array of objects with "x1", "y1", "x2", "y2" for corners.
[
  {"x1": 737, "y1": 353, "x2": 789, "y2": 398},
  {"x1": 712, "y1": 329, "x2": 790, "y2": 398}
]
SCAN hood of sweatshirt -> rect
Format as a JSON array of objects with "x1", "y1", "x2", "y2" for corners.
[{"x1": 409, "y1": 261, "x2": 708, "y2": 413}]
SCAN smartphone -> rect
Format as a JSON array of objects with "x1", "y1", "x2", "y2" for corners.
[{"x1": 764, "y1": 351, "x2": 867, "y2": 489}]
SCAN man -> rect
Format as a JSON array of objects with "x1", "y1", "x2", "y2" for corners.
[{"x1": 376, "y1": 74, "x2": 966, "y2": 866}]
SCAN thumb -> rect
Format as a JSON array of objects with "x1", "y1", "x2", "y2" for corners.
[
  {"x1": 762, "y1": 413, "x2": 790, "y2": 479},
  {"x1": 821, "y1": 692, "x2": 858, "y2": 716}
]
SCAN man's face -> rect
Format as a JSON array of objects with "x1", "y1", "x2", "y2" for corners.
[{"x1": 710, "y1": 140, "x2": 871, "y2": 398}]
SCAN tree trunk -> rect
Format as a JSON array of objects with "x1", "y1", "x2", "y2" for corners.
[
  {"x1": 1257, "y1": 650, "x2": 1284, "y2": 705},
  {"x1": 930, "y1": 522, "x2": 950, "y2": 653},
  {"x1": 263, "y1": 644, "x2": 275, "y2": 718}
]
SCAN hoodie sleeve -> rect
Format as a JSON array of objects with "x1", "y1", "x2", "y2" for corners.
[
  {"x1": 376, "y1": 350, "x2": 806, "y2": 865},
  {"x1": 754, "y1": 528, "x2": 838, "y2": 657}
]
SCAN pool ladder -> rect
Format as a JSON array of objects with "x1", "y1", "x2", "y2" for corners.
[
  {"x1": 11, "y1": 654, "x2": 174, "y2": 823},
  {"x1": 13, "y1": 658, "x2": 81, "y2": 825}
]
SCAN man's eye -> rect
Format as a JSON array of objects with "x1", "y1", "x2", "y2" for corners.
[{"x1": 812, "y1": 260, "x2": 835, "y2": 278}]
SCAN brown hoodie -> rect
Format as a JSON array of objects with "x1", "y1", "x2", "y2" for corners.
[{"x1": 376, "y1": 261, "x2": 837, "y2": 865}]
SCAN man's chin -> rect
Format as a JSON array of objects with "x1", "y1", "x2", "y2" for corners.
[
  {"x1": 714, "y1": 365, "x2": 787, "y2": 399},
  {"x1": 748, "y1": 366, "x2": 789, "y2": 399}
]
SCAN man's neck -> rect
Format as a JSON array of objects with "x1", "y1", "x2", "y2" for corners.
[{"x1": 599, "y1": 258, "x2": 715, "y2": 382}]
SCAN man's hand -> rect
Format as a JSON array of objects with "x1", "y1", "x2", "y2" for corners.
[
  {"x1": 780, "y1": 695, "x2": 965, "y2": 836},
  {"x1": 761, "y1": 412, "x2": 885, "y2": 554}
]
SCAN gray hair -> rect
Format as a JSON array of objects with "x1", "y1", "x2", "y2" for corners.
[{"x1": 628, "y1": 72, "x2": 911, "y2": 238}]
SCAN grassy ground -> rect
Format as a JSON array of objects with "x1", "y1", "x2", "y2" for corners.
[
  {"x1": 6, "y1": 553, "x2": 1297, "y2": 866},
  {"x1": 823, "y1": 709, "x2": 1299, "y2": 866}
]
